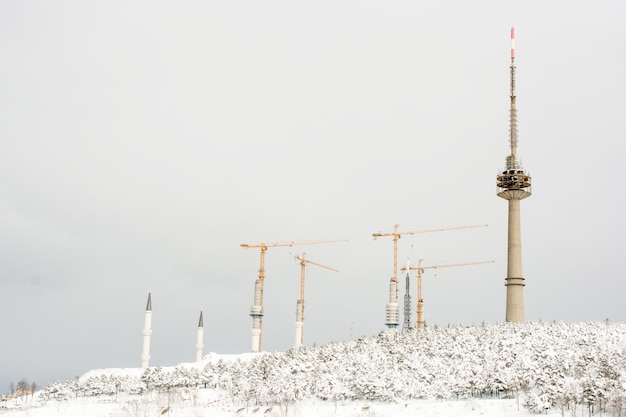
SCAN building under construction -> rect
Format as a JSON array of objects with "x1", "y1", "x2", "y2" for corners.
[{"x1": 138, "y1": 29, "x2": 536, "y2": 362}]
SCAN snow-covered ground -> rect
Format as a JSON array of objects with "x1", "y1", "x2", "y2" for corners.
[{"x1": 0, "y1": 393, "x2": 555, "y2": 417}]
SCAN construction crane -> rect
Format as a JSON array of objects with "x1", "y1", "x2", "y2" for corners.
[
  {"x1": 372, "y1": 224, "x2": 488, "y2": 329},
  {"x1": 293, "y1": 253, "x2": 338, "y2": 348},
  {"x1": 402, "y1": 259, "x2": 494, "y2": 330},
  {"x1": 240, "y1": 239, "x2": 347, "y2": 352}
]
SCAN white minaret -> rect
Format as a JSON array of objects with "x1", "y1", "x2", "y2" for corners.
[
  {"x1": 195, "y1": 310, "x2": 204, "y2": 362},
  {"x1": 141, "y1": 292, "x2": 152, "y2": 368}
]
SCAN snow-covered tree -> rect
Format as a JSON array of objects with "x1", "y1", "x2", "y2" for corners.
[{"x1": 42, "y1": 321, "x2": 626, "y2": 414}]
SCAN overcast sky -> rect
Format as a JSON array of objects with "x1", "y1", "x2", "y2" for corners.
[{"x1": 1, "y1": 0, "x2": 625, "y2": 392}]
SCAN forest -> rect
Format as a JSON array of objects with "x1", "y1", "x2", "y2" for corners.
[{"x1": 39, "y1": 321, "x2": 626, "y2": 415}]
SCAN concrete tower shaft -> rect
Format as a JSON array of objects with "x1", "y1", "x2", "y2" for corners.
[
  {"x1": 497, "y1": 28, "x2": 532, "y2": 323},
  {"x1": 504, "y1": 196, "x2": 525, "y2": 321}
]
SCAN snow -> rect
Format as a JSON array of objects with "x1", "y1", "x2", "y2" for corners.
[
  {"x1": 0, "y1": 394, "x2": 553, "y2": 417},
  {"x1": 2, "y1": 322, "x2": 625, "y2": 417}
]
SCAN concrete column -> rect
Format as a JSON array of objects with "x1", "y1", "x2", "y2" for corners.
[
  {"x1": 251, "y1": 325, "x2": 261, "y2": 352},
  {"x1": 505, "y1": 194, "x2": 525, "y2": 322}
]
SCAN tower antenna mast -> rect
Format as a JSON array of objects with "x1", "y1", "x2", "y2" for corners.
[{"x1": 509, "y1": 27, "x2": 519, "y2": 164}]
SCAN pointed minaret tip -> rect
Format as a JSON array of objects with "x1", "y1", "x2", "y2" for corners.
[
  {"x1": 198, "y1": 310, "x2": 204, "y2": 328},
  {"x1": 146, "y1": 292, "x2": 152, "y2": 311}
]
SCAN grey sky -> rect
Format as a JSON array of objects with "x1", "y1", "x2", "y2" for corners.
[{"x1": 1, "y1": 1, "x2": 625, "y2": 391}]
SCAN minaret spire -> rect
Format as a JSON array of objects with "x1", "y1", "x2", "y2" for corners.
[
  {"x1": 141, "y1": 291, "x2": 152, "y2": 368},
  {"x1": 497, "y1": 27, "x2": 532, "y2": 323},
  {"x1": 195, "y1": 310, "x2": 204, "y2": 362}
]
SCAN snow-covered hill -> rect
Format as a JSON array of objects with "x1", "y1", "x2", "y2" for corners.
[{"x1": 2, "y1": 322, "x2": 625, "y2": 416}]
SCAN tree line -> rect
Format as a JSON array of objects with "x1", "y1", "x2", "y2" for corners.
[
  {"x1": 2, "y1": 378, "x2": 37, "y2": 402},
  {"x1": 39, "y1": 321, "x2": 626, "y2": 415}
]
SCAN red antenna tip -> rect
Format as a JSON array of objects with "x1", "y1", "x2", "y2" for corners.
[{"x1": 510, "y1": 27, "x2": 516, "y2": 59}]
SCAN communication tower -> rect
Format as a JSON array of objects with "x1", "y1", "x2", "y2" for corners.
[{"x1": 496, "y1": 27, "x2": 532, "y2": 322}]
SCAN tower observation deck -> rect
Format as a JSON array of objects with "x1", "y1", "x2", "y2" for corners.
[{"x1": 497, "y1": 28, "x2": 532, "y2": 323}]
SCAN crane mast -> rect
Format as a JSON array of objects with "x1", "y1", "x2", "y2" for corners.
[
  {"x1": 241, "y1": 239, "x2": 346, "y2": 352},
  {"x1": 373, "y1": 224, "x2": 487, "y2": 330},
  {"x1": 403, "y1": 259, "x2": 494, "y2": 329},
  {"x1": 293, "y1": 253, "x2": 338, "y2": 348}
]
